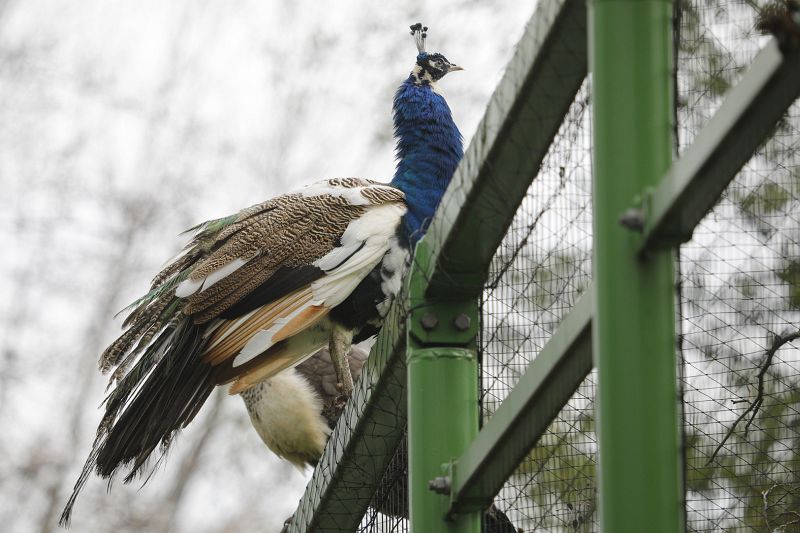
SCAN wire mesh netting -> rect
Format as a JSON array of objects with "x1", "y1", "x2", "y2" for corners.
[
  {"x1": 678, "y1": 2, "x2": 800, "y2": 531},
  {"x1": 481, "y1": 80, "x2": 595, "y2": 532},
  {"x1": 476, "y1": 2, "x2": 800, "y2": 532},
  {"x1": 358, "y1": 436, "x2": 408, "y2": 532},
  {"x1": 331, "y1": 2, "x2": 800, "y2": 532}
]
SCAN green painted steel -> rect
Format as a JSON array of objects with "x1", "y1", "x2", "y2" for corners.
[
  {"x1": 286, "y1": 3, "x2": 800, "y2": 531},
  {"x1": 407, "y1": 240, "x2": 480, "y2": 533},
  {"x1": 404, "y1": 0, "x2": 589, "y2": 528},
  {"x1": 640, "y1": 39, "x2": 800, "y2": 252},
  {"x1": 590, "y1": 1, "x2": 683, "y2": 532}
]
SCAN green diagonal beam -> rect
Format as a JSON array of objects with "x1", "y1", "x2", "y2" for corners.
[
  {"x1": 287, "y1": 0, "x2": 589, "y2": 530},
  {"x1": 421, "y1": 0, "x2": 588, "y2": 297},
  {"x1": 448, "y1": 292, "x2": 593, "y2": 515},
  {"x1": 641, "y1": 39, "x2": 800, "y2": 251}
]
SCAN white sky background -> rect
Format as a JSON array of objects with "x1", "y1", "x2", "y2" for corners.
[{"x1": 0, "y1": 1, "x2": 538, "y2": 531}]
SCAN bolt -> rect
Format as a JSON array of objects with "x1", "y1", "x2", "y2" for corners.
[
  {"x1": 420, "y1": 313, "x2": 439, "y2": 330},
  {"x1": 619, "y1": 208, "x2": 645, "y2": 232},
  {"x1": 428, "y1": 476, "x2": 451, "y2": 494},
  {"x1": 454, "y1": 313, "x2": 471, "y2": 331}
]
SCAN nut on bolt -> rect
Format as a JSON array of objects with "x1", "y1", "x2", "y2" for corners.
[
  {"x1": 428, "y1": 476, "x2": 451, "y2": 494},
  {"x1": 420, "y1": 312, "x2": 439, "y2": 330},
  {"x1": 619, "y1": 208, "x2": 645, "y2": 232},
  {"x1": 454, "y1": 313, "x2": 471, "y2": 331}
]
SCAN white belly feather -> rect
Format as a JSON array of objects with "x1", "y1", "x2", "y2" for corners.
[{"x1": 239, "y1": 369, "x2": 330, "y2": 470}]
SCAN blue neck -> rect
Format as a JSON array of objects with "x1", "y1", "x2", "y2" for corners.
[{"x1": 390, "y1": 76, "x2": 463, "y2": 244}]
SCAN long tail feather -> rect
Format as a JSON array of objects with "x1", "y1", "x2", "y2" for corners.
[{"x1": 60, "y1": 319, "x2": 214, "y2": 526}]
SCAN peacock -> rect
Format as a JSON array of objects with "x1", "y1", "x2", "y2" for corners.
[{"x1": 61, "y1": 22, "x2": 464, "y2": 524}]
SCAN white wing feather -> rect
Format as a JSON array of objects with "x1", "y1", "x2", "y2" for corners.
[{"x1": 230, "y1": 202, "x2": 406, "y2": 367}]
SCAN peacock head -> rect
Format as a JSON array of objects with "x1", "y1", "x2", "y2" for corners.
[{"x1": 409, "y1": 22, "x2": 463, "y2": 86}]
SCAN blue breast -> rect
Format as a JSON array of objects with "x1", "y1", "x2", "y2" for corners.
[{"x1": 390, "y1": 78, "x2": 463, "y2": 244}]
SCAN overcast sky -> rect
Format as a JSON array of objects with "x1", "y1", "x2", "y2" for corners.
[{"x1": 0, "y1": 1, "x2": 539, "y2": 531}]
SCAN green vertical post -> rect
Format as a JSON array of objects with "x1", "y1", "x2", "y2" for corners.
[
  {"x1": 590, "y1": 1, "x2": 684, "y2": 532},
  {"x1": 407, "y1": 241, "x2": 480, "y2": 533}
]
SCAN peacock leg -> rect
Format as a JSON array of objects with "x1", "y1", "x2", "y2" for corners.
[{"x1": 329, "y1": 323, "x2": 355, "y2": 399}]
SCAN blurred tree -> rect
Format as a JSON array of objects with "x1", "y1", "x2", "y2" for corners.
[{"x1": 0, "y1": 1, "x2": 537, "y2": 531}]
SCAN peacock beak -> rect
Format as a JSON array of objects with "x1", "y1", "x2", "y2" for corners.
[{"x1": 448, "y1": 64, "x2": 464, "y2": 72}]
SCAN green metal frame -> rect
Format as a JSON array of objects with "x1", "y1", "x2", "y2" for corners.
[
  {"x1": 407, "y1": 240, "x2": 481, "y2": 533},
  {"x1": 407, "y1": 1, "x2": 588, "y2": 525},
  {"x1": 287, "y1": 0, "x2": 800, "y2": 530},
  {"x1": 446, "y1": 11, "x2": 800, "y2": 527}
]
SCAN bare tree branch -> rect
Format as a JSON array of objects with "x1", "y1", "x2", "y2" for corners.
[{"x1": 707, "y1": 330, "x2": 800, "y2": 464}]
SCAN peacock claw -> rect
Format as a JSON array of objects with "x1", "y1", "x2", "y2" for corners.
[{"x1": 329, "y1": 323, "x2": 355, "y2": 399}]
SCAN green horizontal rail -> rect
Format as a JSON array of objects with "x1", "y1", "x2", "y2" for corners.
[
  {"x1": 288, "y1": 0, "x2": 589, "y2": 530},
  {"x1": 448, "y1": 293, "x2": 593, "y2": 515},
  {"x1": 640, "y1": 39, "x2": 800, "y2": 251}
]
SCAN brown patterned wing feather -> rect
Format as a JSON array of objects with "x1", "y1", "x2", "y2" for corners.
[
  {"x1": 162, "y1": 179, "x2": 401, "y2": 384},
  {"x1": 98, "y1": 178, "x2": 402, "y2": 379},
  {"x1": 61, "y1": 179, "x2": 405, "y2": 525},
  {"x1": 180, "y1": 196, "x2": 361, "y2": 313}
]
